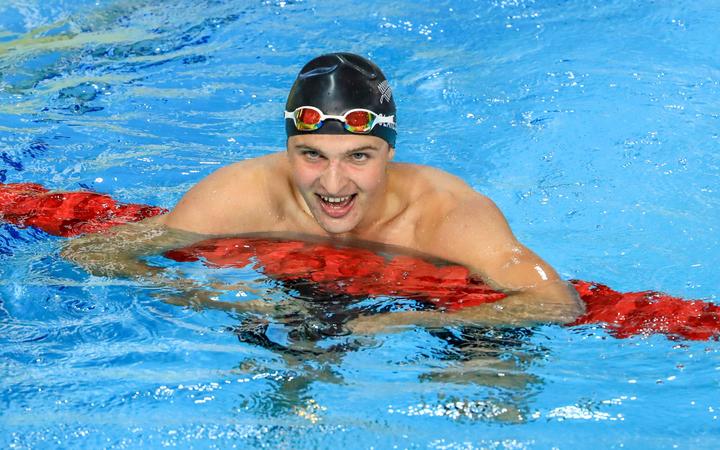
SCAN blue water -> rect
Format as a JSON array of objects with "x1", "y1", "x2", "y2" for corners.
[{"x1": 1, "y1": 0, "x2": 719, "y2": 448}]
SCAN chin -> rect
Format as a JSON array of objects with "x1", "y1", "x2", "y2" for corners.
[
  {"x1": 313, "y1": 213, "x2": 361, "y2": 235},
  {"x1": 317, "y1": 221, "x2": 358, "y2": 236},
  {"x1": 309, "y1": 201, "x2": 364, "y2": 236}
]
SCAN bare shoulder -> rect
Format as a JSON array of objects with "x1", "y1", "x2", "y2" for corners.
[
  {"x1": 395, "y1": 167, "x2": 570, "y2": 301},
  {"x1": 393, "y1": 163, "x2": 476, "y2": 197},
  {"x1": 400, "y1": 163, "x2": 516, "y2": 258},
  {"x1": 394, "y1": 163, "x2": 498, "y2": 224},
  {"x1": 161, "y1": 152, "x2": 288, "y2": 234}
]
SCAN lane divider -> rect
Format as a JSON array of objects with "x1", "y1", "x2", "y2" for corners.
[{"x1": 1, "y1": 182, "x2": 717, "y2": 340}]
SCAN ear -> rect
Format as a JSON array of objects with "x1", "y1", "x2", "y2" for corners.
[{"x1": 388, "y1": 146, "x2": 395, "y2": 161}]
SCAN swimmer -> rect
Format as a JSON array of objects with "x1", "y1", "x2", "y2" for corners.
[{"x1": 63, "y1": 52, "x2": 584, "y2": 329}]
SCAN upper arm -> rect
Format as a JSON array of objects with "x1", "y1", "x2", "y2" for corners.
[
  {"x1": 437, "y1": 194, "x2": 584, "y2": 318},
  {"x1": 431, "y1": 194, "x2": 561, "y2": 292}
]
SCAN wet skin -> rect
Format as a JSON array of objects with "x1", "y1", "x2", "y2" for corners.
[
  {"x1": 63, "y1": 133, "x2": 584, "y2": 328},
  {"x1": 285, "y1": 134, "x2": 396, "y2": 236},
  {"x1": 154, "y1": 133, "x2": 583, "y2": 327}
]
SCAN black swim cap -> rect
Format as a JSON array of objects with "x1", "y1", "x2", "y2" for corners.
[{"x1": 285, "y1": 53, "x2": 397, "y2": 148}]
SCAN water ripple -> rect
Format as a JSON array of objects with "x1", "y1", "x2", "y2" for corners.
[
  {"x1": 1, "y1": 1, "x2": 720, "y2": 448},
  {"x1": 0, "y1": 321, "x2": 50, "y2": 343}
]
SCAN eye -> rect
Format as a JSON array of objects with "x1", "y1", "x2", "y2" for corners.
[
  {"x1": 350, "y1": 152, "x2": 369, "y2": 162},
  {"x1": 302, "y1": 150, "x2": 321, "y2": 160}
]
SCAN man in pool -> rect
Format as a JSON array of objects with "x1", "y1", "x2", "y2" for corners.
[{"x1": 66, "y1": 52, "x2": 584, "y2": 329}]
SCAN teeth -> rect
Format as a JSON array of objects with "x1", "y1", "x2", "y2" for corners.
[{"x1": 320, "y1": 195, "x2": 351, "y2": 203}]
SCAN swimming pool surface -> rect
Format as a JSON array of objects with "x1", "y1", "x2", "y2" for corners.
[{"x1": 1, "y1": 0, "x2": 719, "y2": 448}]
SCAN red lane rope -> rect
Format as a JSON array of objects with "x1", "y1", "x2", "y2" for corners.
[
  {"x1": 164, "y1": 237, "x2": 508, "y2": 310},
  {"x1": 569, "y1": 280, "x2": 720, "y2": 341},
  {"x1": 1, "y1": 182, "x2": 718, "y2": 340},
  {"x1": 0, "y1": 182, "x2": 166, "y2": 236}
]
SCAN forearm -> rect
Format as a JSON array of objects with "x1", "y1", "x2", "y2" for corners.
[
  {"x1": 63, "y1": 244, "x2": 162, "y2": 278},
  {"x1": 62, "y1": 220, "x2": 206, "y2": 298},
  {"x1": 349, "y1": 280, "x2": 584, "y2": 333},
  {"x1": 61, "y1": 220, "x2": 276, "y2": 314},
  {"x1": 428, "y1": 280, "x2": 583, "y2": 327},
  {"x1": 454, "y1": 282, "x2": 584, "y2": 325},
  {"x1": 60, "y1": 218, "x2": 199, "y2": 279}
]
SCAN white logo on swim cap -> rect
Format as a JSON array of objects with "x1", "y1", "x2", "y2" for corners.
[{"x1": 378, "y1": 80, "x2": 392, "y2": 104}]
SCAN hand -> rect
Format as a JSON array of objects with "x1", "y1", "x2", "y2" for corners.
[
  {"x1": 346, "y1": 314, "x2": 393, "y2": 334},
  {"x1": 347, "y1": 310, "x2": 449, "y2": 334}
]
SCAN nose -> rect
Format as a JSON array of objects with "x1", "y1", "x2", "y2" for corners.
[{"x1": 319, "y1": 160, "x2": 348, "y2": 194}]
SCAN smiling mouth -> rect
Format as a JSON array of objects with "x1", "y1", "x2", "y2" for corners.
[{"x1": 316, "y1": 193, "x2": 357, "y2": 218}]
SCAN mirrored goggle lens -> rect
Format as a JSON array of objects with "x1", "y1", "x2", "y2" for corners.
[
  {"x1": 343, "y1": 110, "x2": 375, "y2": 133},
  {"x1": 295, "y1": 108, "x2": 323, "y2": 130}
]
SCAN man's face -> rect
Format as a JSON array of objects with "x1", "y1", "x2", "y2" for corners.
[{"x1": 287, "y1": 133, "x2": 394, "y2": 235}]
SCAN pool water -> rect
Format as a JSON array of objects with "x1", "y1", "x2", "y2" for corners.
[{"x1": 1, "y1": 0, "x2": 719, "y2": 448}]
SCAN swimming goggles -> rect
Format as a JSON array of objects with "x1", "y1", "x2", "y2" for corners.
[{"x1": 284, "y1": 106, "x2": 395, "y2": 134}]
